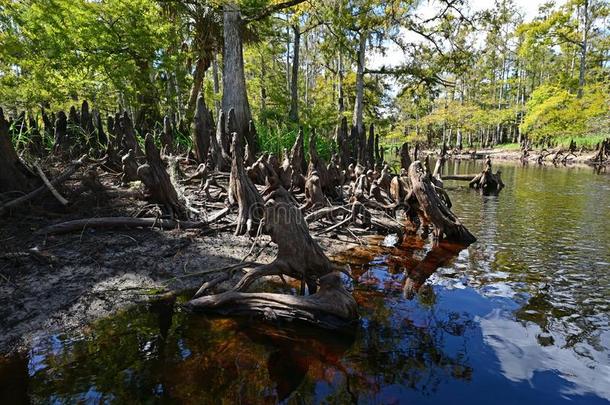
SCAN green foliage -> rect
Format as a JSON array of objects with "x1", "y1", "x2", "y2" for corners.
[
  {"x1": 0, "y1": 0, "x2": 173, "y2": 112},
  {"x1": 520, "y1": 84, "x2": 609, "y2": 141}
]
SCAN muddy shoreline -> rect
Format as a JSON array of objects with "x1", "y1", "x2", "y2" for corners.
[
  {"x1": 0, "y1": 219, "x2": 360, "y2": 355},
  {"x1": 1, "y1": 147, "x2": 603, "y2": 355},
  {"x1": 0, "y1": 161, "x2": 363, "y2": 355},
  {"x1": 439, "y1": 147, "x2": 603, "y2": 167}
]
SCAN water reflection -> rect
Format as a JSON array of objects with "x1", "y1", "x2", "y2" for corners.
[{"x1": 1, "y1": 160, "x2": 609, "y2": 404}]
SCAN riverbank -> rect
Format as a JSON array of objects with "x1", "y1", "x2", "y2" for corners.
[
  {"x1": 0, "y1": 166, "x2": 362, "y2": 355},
  {"x1": 416, "y1": 145, "x2": 605, "y2": 167}
]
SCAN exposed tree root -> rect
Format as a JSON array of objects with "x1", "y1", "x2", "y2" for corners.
[{"x1": 409, "y1": 161, "x2": 476, "y2": 244}]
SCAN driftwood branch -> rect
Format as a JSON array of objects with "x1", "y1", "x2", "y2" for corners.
[
  {"x1": 35, "y1": 217, "x2": 209, "y2": 235},
  {"x1": 0, "y1": 155, "x2": 87, "y2": 215},
  {"x1": 34, "y1": 163, "x2": 69, "y2": 206}
]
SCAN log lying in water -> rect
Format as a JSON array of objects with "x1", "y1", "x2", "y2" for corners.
[{"x1": 442, "y1": 174, "x2": 476, "y2": 181}]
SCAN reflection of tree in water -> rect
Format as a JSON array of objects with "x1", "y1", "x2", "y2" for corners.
[
  {"x1": 403, "y1": 242, "x2": 465, "y2": 299},
  {"x1": 316, "y1": 240, "x2": 475, "y2": 402},
  {"x1": 13, "y1": 238, "x2": 479, "y2": 404}
]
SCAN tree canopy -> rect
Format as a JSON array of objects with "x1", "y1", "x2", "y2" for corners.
[{"x1": 0, "y1": 0, "x2": 608, "y2": 150}]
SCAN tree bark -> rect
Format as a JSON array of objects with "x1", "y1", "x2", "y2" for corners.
[
  {"x1": 577, "y1": 0, "x2": 589, "y2": 98},
  {"x1": 288, "y1": 24, "x2": 300, "y2": 122},
  {"x1": 186, "y1": 56, "x2": 212, "y2": 123},
  {"x1": 353, "y1": 31, "x2": 366, "y2": 162},
  {"x1": 0, "y1": 108, "x2": 33, "y2": 194},
  {"x1": 408, "y1": 161, "x2": 476, "y2": 244},
  {"x1": 336, "y1": 116, "x2": 350, "y2": 168},
  {"x1": 192, "y1": 94, "x2": 213, "y2": 163},
  {"x1": 187, "y1": 186, "x2": 356, "y2": 330},
  {"x1": 229, "y1": 132, "x2": 264, "y2": 236},
  {"x1": 222, "y1": 3, "x2": 253, "y2": 140},
  {"x1": 137, "y1": 134, "x2": 186, "y2": 219}
]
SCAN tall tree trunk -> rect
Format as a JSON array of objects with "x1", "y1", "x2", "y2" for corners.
[
  {"x1": 338, "y1": 52, "x2": 345, "y2": 113},
  {"x1": 353, "y1": 31, "x2": 366, "y2": 162},
  {"x1": 222, "y1": 3, "x2": 252, "y2": 139},
  {"x1": 577, "y1": 0, "x2": 589, "y2": 98},
  {"x1": 212, "y1": 53, "x2": 221, "y2": 115},
  {"x1": 288, "y1": 24, "x2": 300, "y2": 122},
  {"x1": 186, "y1": 56, "x2": 212, "y2": 124},
  {"x1": 260, "y1": 53, "x2": 267, "y2": 120}
]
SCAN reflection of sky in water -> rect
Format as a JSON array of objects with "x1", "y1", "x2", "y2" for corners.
[{"x1": 479, "y1": 309, "x2": 610, "y2": 400}]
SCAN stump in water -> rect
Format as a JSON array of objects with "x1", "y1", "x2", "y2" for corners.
[
  {"x1": 409, "y1": 161, "x2": 476, "y2": 245},
  {"x1": 187, "y1": 186, "x2": 357, "y2": 330},
  {"x1": 0, "y1": 108, "x2": 34, "y2": 193},
  {"x1": 591, "y1": 138, "x2": 609, "y2": 164},
  {"x1": 137, "y1": 134, "x2": 187, "y2": 219},
  {"x1": 229, "y1": 133, "x2": 264, "y2": 236},
  {"x1": 468, "y1": 157, "x2": 504, "y2": 195}
]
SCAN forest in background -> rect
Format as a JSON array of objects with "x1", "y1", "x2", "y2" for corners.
[{"x1": 0, "y1": 0, "x2": 608, "y2": 156}]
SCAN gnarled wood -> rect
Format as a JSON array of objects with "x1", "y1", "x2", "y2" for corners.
[
  {"x1": 229, "y1": 132, "x2": 264, "y2": 235},
  {"x1": 52, "y1": 111, "x2": 69, "y2": 155},
  {"x1": 192, "y1": 94, "x2": 213, "y2": 164},
  {"x1": 468, "y1": 157, "x2": 504, "y2": 195},
  {"x1": 160, "y1": 115, "x2": 174, "y2": 154},
  {"x1": 120, "y1": 111, "x2": 142, "y2": 157},
  {"x1": 188, "y1": 186, "x2": 356, "y2": 330},
  {"x1": 187, "y1": 272, "x2": 357, "y2": 330},
  {"x1": 409, "y1": 161, "x2": 476, "y2": 244},
  {"x1": 137, "y1": 134, "x2": 187, "y2": 219},
  {"x1": 399, "y1": 142, "x2": 411, "y2": 171}
]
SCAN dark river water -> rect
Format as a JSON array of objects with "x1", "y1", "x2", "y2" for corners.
[{"x1": 1, "y1": 160, "x2": 609, "y2": 404}]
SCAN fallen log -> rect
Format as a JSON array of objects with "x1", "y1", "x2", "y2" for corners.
[
  {"x1": 442, "y1": 174, "x2": 476, "y2": 181},
  {"x1": 36, "y1": 217, "x2": 208, "y2": 235},
  {"x1": 187, "y1": 272, "x2": 357, "y2": 330}
]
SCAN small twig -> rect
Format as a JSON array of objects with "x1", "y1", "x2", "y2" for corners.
[
  {"x1": 34, "y1": 163, "x2": 69, "y2": 205},
  {"x1": 315, "y1": 214, "x2": 353, "y2": 236}
]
